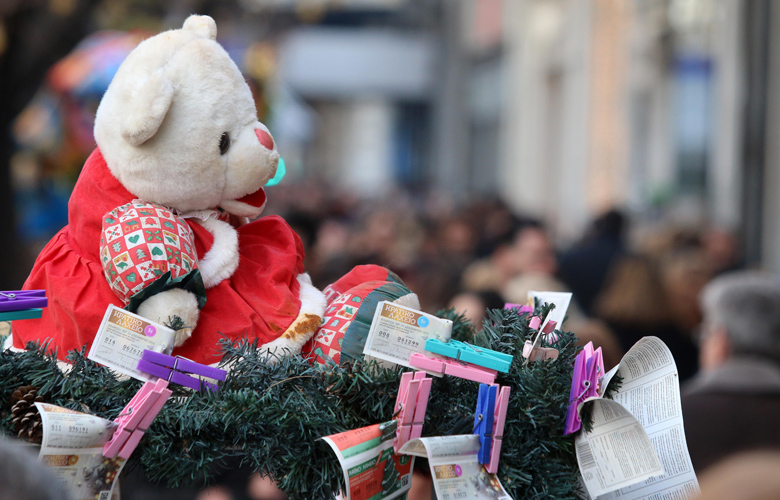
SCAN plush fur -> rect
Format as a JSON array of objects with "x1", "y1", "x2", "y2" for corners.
[
  {"x1": 197, "y1": 217, "x2": 239, "y2": 288},
  {"x1": 89, "y1": 15, "x2": 322, "y2": 356},
  {"x1": 94, "y1": 15, "x2": 278, "y2": 218},
  {"x1": 9, "y1": 16, "x2": 327, "y2": 363},
  {"x1": 137, "y1": 288, "x2": 200, "y2": 347},
  {"x1": 258, "y1": 274, "x2": 327, "y2": 357}
]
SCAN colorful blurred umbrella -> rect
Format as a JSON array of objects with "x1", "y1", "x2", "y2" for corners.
[{"x1": 47, "y1": 30, "x2": 148, "y2": 98}]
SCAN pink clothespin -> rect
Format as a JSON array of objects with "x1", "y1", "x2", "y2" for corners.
[
  {"x1": 563, "y1": 342, "x2": 603, "y2": 435},
  {"x1": 487, "y1": 386, "x2": 511, "y2": 474},
  {"x1": 542, "y1": 320, "x2": 558, "y2": 342},
  {"x1": 529, "y1": 316, "x2": 557, "y2": 336},
  {"x1": 585, "y1": 346, "x2": 604, "y2": 396},
  {"x1": 393, "y1": 371, "x2": 432, "y2": 453},
  {"x1": 409, "y1": 353, "x2": 497, "y2": 385},
  {"x1": 411, "y1": 373, "x2": 431, "y2": 441},
  {"x1": 504, "y1": 303, "x2": 533, "y2": 314},
  {"x1": 103, "y1": 379, "x2": 172, "y2": 459}
]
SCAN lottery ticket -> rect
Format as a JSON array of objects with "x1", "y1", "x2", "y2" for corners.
[
  {"x1": 363, "y1": 302, "x2": 452, "y2": 369},
  {"x1": 88, "y1": 304, "x2": 175, "y2": 381}
]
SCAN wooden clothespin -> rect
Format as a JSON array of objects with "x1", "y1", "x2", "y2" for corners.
[
  {"x1": 137, "y1": 350, "x2": 226, "y2": 392},
  {"x1": 103, "y1": 379, "x2": 172, "y2": 459},
  {"x1": 523, "y1": 317, "x2": 559, "y2": 363}
]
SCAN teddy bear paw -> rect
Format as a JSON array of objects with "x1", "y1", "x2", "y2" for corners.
[{"x1": 136, "y1": 288, "x2": 200, "y2": 348}]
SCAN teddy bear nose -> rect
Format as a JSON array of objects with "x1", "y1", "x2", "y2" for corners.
[{"x1": 255, "y1": 129, "x2": 274, "y2": 150}]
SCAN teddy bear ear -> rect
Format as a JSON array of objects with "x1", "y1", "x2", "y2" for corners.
[
  {"x1": 183, "y1": 15, "x2": 217, "y2": 40},
  {"x1": 120, "y1": 69, "x2": 174, "y2": 146}
]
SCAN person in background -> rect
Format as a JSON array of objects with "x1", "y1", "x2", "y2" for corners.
[
  {"x1": 559, "y1": 209, "x2": 627, "y2": 317},
  {"x1": 660, "y1": 247, "x2": 713, "y2": 339},
  {"x1": 461, "y1": 220, "x2": 554, "y2": 294},
  {"x1": 682, "y1": 272, "x2": 780, "y2": 474},
  {"x1": 0, "y1": 439, "x2": 71, "y2": 500},
  {"x1": 694, "y1": 451, "x2": 780, "y2": 500},
  {"x1": 408, "y1": 215, "x2": 478, "y2": 312},
  {"x1": 593, "y1": 254, "x2": 698, "y2": 381},
  {"x1": 701, "y1": 227, "x2": 742, "y2": 276},
  {"x1": 447, "y1": 289, "x2": 506, "y2": 331}
]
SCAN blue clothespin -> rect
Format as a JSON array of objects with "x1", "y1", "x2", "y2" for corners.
[
  {"x1": 474, "y1": 383, "x2": 497, "y2": 464},
  {"x1": 0, "y1": 309, "x2": 43, "y2": 322},
  {"x1": 425, "y1": 339, "x2": 513, "y2": 373}
]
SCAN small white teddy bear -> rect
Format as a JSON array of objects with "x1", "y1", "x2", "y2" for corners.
[{"x1": 13, "y1": 15, "x2": 326, "y2": 364}]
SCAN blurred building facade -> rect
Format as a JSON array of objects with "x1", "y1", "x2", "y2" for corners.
[
  {"x1": 270, "y1": 0, "x2": 771, "y2": 264},
  {"x1": 454, "y1": 0, "x2": 745, "y2": 245}
]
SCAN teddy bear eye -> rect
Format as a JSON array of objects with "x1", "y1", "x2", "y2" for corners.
[{"x1": 219, "y1": 133, "x2": 230, "y2": 155}]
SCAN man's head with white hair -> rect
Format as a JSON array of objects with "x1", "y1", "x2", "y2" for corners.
[
  {"x1": 699, "y1": 271, "x2": 780, "y2": 369},
  {"x1": 0, "y1": 439, "x2": 70, "y2": 500}
]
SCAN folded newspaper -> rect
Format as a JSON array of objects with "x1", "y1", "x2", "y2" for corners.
[
  {"x1": 575, "y1": 337, "x2": 700, "y2": 499},
  {"x1": 323, "y1": 420, "x2": 414, "y2": 500},
  {"x1": 35, "y1": 402, "x2": 124, "y2": 500}
]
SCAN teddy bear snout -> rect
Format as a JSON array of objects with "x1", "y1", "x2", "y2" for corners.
[{"x1": 255, "y1": 129, "x2": 274, "y2": 150}]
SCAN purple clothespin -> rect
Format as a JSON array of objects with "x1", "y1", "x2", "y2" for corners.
[
  {"x1": 563, "y1": 342, "x2": 603, "y2": 435},
  {"x1": 0, "y1": 290, "x2": 47, "y2": 312},
  {"x1": 137, "y1": 350, "x2": 226, "y2": 392}
]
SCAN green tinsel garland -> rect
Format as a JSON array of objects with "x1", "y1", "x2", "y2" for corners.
[{"x1": 0, "y1": 305, "x2": 596, "y2": 500}]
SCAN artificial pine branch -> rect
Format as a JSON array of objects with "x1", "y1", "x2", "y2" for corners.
[{"x1": 1, "y1": 304, "x2": 590, "y2": 499}]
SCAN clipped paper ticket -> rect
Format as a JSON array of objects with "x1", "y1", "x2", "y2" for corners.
[
  {"x1": 88, "y1": 304, "x2": 176, "y2": 381},
  {"x1": 363, "y1": 302, "x2": 452, "y2": 369},
  {"x1": 528, "y1": 290, "x2": 572, "y2": 328},
  {"x1": 399, "y1": 435, "x2": 513, "y2": 500},
  {"x1": 575, "y1": 399, "x2": 663, "y2": 497},
  {"x1": 576, "y1": 337, "x2": 700, "y2": 500},
  {"x1": 36, "y1": 402, "x2": 125, "y2": 500},
  {"x1": 322, "y1": 421, "x2": 414, "y2": 500}
]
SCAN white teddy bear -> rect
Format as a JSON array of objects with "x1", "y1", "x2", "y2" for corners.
[{"x1": 13, "y1": 15, "x2": 326, "y2": 365}]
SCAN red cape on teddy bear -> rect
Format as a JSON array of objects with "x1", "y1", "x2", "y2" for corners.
[{"x1": 12, "y1": 16, "x2": 326, "y2": 365}]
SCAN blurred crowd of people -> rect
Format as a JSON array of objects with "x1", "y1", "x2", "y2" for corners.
[{"x1": 266, "y1": 180, "x2": 742, "y2": 382}]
